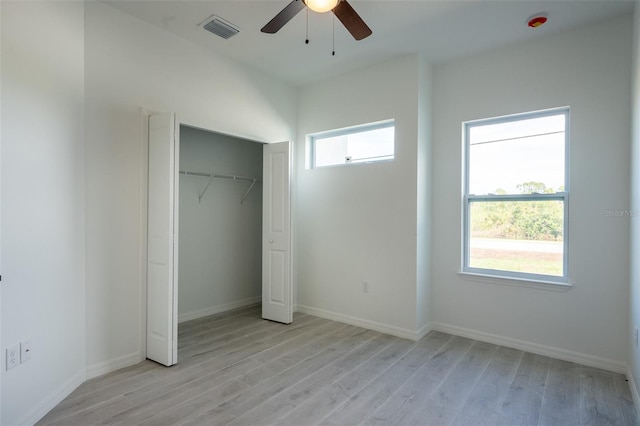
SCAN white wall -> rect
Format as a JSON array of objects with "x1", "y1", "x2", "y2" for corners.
[
  {"x1": 432, "y1": 15, "x2": 632, "y2": 370},
  {"x1": 416, "y1": 57, "x2": 432, "y2": 332},
  {"x1": 1, "y1": 1, "x2": 86, "y2": 424},
  {"x1": 629, "y1": 1, "x2": 640, "y2": 403},
  {"x1": 296, "y1": 55, "x2": 429, "y2": 338},
  {"x1": 179, "y1": 126, "x2": 263, "y2": 322},
  {"x1": 84, "y1": 2, "x2": 296, "y2": 375}
]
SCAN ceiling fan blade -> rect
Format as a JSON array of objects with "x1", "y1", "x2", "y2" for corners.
[
  {"x1": 332, "y1": 0, "x2": 372, "y2": 41},
  {"x1": 261, "y1": 0, "x2": 306, "y2": 34}
]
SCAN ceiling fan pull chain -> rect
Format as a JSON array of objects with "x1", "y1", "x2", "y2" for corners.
[
  {"x1": 332, "y1": 14, "x2": 335, "y2": 56},
  {"x1": 305, "y1": 7, "x2": 309, "y2": 44}
]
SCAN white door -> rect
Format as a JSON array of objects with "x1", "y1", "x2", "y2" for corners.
[
  {"x1": 147, "y1": 112, "x2": 179, "y2": 366},
  {"x1": 262, "y1": 142, "x2": 292, "y2": 324}
]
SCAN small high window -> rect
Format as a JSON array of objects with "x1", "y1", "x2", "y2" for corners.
[
  {"x1": 463, "y1": 108, "x2": 569, "y2": 284},
  {"x1": 308, "y1": 120, "x2": 395, "y2": 168}
]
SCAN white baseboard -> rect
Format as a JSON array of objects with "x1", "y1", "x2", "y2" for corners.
[
  {"x1": 431, "y1": 322, "x2": 627, "y2": 374},
  {"x1": 178, "y1": 297, "x2": 261, "y2": 323},
  {"x1": 416, "y1": 322, "x2": 433, "y2": 341},
  {"x1": 293, "y1": 306, "x2": 626, "y2": 374},
  {"x1": 297, "y1": 304, "x2": 422, "y2": 341},
  {"x1": 86, "y1": 351, "x2": 142, "y2": 380},
  {"x1": 18, "y1": 369, "x2": 85, "y2": 426},
  {"x1": 627, "y1": 366, "x2": 640, "y2": 417}
]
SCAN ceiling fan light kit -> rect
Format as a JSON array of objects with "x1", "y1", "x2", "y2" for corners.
[{"x1": 306, "y1": 0, "x2": 339, "y2": 13}]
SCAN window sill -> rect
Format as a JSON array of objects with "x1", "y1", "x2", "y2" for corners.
[{"x1": 457, "y1": 271, "x2": 573, "y2": 292}]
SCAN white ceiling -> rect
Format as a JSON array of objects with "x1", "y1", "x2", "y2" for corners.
[{"x1": 104, "y1": 0, "x2": 635, "y2": 87}]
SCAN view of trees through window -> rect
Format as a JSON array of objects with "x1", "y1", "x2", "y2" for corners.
[
  {"x1": 465, "y1": 109, "x2": 568, "y2": 280},
  {"x1": 471, "y1": 182, "x2": 564, "y2": 241},
  {"x1": 469, "y1": 183, "x2": 564, "y2": 276}
]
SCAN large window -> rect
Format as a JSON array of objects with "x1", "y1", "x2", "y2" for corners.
[
  {"x1": 463, "y1": 108, "x2": 569, "y2": 284},
  {"x1": 308, "y1": 120, "x2": 394, "y2": 168}
]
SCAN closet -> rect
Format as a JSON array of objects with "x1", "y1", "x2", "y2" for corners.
[
  {"x1": 146, "y1": 113, "x2": 291, "y2": 367},
  {"x1": 178, "y1": 125, "x2": 264, "y2": 324}
]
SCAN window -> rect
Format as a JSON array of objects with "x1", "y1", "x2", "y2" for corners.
[
  {"x1": 308, "y1": 120, "x2": 394, "y2": 168},
  {"x1": 463, "y1": 108, "x2": 569, "y2": 284}
]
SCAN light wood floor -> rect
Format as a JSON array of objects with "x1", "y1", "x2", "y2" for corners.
[{"x1": 38, "y1": 305, "x2": 638, "y2": 426}]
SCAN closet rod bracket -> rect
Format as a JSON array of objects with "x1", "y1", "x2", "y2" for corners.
[
  {"x1": 240, "y1": 178, "x2": 257, "y2": 205},
  {"x1": 198, "y1": 172, "x2": 216, "y2": 203}
]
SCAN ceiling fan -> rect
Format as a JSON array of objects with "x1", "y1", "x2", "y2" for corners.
[{"x1": 261, "y1": 0, "x2": 372, "y2": 41}]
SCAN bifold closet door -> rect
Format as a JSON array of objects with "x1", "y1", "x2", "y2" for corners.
[
  {"x1": 262, "y1": 142, "x2": 292, "y2": 324},
  {"x1": 147, "y1": 112, "x2": 179, "y2": 366}
]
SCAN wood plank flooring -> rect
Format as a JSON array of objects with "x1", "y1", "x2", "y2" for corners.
[{"x1": 38, "y1": 305, "x2": 638, "y2": 426}]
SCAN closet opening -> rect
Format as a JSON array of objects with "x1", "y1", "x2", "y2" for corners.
[
  {"x1": 177, "y1": 125, "x2": 264, "y2": 355},
  {"x1": 146, "y1": 112, "x2": 291, "y2": 366}
]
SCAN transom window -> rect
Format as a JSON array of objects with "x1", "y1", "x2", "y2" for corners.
[
  {"x1": 308, "y1": 120, "x2": 395, "y2": 169},
  {"x1": 463, "y1": 108, "x2": 569, "y2": 284}
]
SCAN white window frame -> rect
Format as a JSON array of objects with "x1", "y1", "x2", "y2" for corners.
[
  {"x1": 308, "y1": 119, "x2": 395, "y2": 169},
  {"x1": 462, "y1": 107, "x2": 570, "y2": 285}
]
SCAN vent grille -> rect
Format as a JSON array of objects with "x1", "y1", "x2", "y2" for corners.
[{"x1": 202, "y1": 16, "x2": 240, "y2": 40}]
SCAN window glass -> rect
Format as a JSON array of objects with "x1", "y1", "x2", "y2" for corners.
[
  {"x1": 468, "y1": 200, "x2": 564, "y2": 276},
  {"x1": 310, "y1": 121, "x2": 394, "y2": 168},
  {"x1": 464, "y1": 108, "x2": 568, "y2": 283},
  {"x1": 468, "y1": 115, "x2": 565, "y2": 195}
]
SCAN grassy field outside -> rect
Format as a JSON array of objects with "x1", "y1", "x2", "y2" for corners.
[{"x1": 469, "y1": 247, "x2": 563, "y2": 276}]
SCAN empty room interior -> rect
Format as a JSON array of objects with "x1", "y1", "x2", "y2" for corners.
[{"x1": 2, "y1": 0, "x2": 640, "y2": 424}]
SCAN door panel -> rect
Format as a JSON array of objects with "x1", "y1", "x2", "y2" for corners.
[
  {"x1": 268, "y1": 250, "x2": 286, "y2": 304},
  {"x1": 146, "y1": 112, "x2": 178, "y2": 366},
  {"x1": 262, "y1": 142, "x2": 292, "y2": 324}
]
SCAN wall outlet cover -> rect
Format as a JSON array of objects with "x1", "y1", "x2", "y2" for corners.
[{"x1": 6, "y1": 346, "x2": 19, "y2": 370}]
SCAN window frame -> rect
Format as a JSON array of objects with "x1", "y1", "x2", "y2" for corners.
[
  {"x1": 462, "y1": 107, "x2": 570, "y2": 285},
  {"x1": 308, "y1": 119, "x2": 395, "y2": 169}
]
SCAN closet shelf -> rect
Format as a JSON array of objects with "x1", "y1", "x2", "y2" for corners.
[{"x1": 179, "y1": 170, "x2": 262, "y2": 204}]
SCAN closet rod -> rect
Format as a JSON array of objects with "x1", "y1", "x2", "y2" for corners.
[
  {"x1": 179, "y1": 170, "x2": 261, "y2": 183},
  {"x1": 179, "y1": 170, "x2": 262, "y2": 204}
]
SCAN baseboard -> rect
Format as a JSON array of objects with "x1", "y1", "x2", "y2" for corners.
[
  {"x1": 86, "y1": 351, "x2": 142, "y2": 380},
  {"x1": 178, "y1": 297, "x2": 261, "y2": 323},
  {"x1": 297, "y1": 304, "x2": 422, "y2": 341},
  {"x1": 431, "y1": 322, "x2": 627, "y2": 374},
  {"x1": 416, "y1": 321, "x2": 433, "y2": 341},
  {"x1": 627, "y1": 366, "x2": 640, "y2": 417},
  {"x1": 293, "y1": 307, "x2": 626, "y2": 373},
  {"x1": 18, "y1": 369, "x2": 85, "y2": 426}
]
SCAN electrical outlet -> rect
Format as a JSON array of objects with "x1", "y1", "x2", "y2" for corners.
[
  {"x1": 6, "y1": 346, "x2": 19, "y2": 371},
  {"x1": 362, "y1": 281, "x2": 369, "y2": 293},
  {"x1": 21, "y1": 341, "x2": 31, "y2": 363}
]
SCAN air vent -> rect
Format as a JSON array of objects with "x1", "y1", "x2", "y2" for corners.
[{"x1": 202, "y1": 15, "x2": 240, "y2": 40}]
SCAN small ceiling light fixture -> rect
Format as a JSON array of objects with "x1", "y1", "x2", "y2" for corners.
[
  {"x1": 527, "y1": 13, "x2": 548, "y2": 28},
  {"x1": 305, "y1": 0, "x2": 339, "y2": 13}
]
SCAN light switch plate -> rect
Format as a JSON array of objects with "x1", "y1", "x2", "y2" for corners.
[{"x1": 21, "y1": 341, "x2": 31, "y2": 363}]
